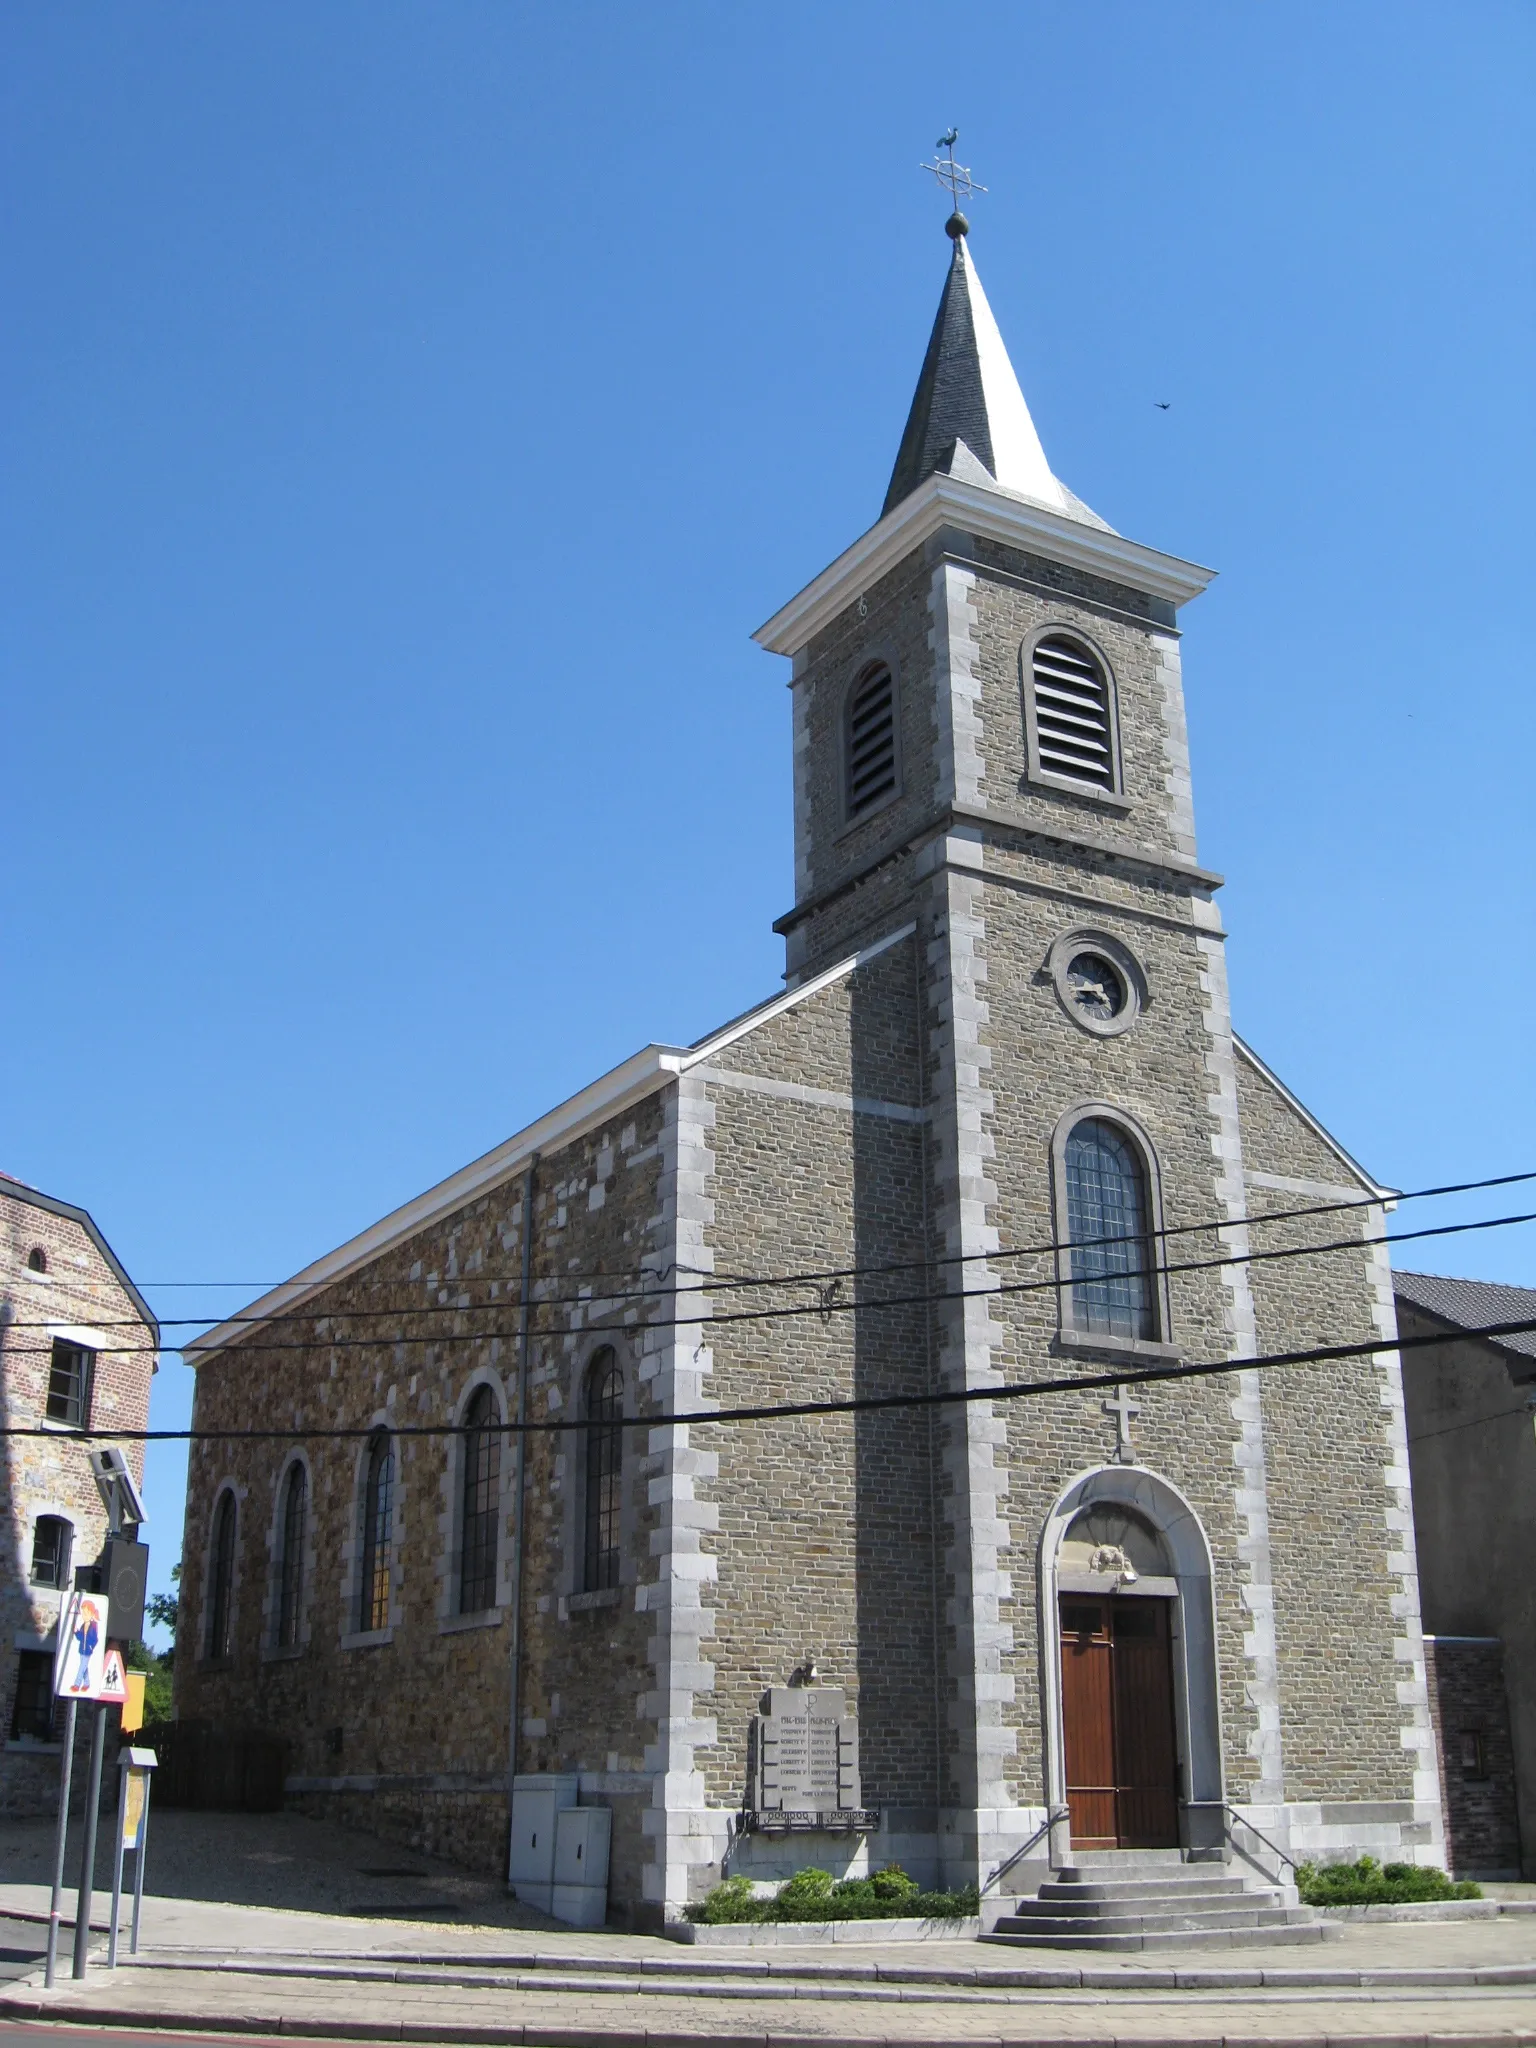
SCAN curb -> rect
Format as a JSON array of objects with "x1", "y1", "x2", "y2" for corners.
[
  {"x1": 3, "y1": 2006, "x2": 1536, "y2": 2048},
  {"x1": 101, "y1": 1953, "x2": 1536, "y2": 1995}
]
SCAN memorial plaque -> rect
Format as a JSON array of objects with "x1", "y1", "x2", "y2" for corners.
[{"x1": 753, "y1": 1686, "x2": 861, "y2": 1815}]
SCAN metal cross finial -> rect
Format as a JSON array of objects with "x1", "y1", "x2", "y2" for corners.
[
  {"x1": 920, "y1": 129, "x2": 987, "y2": 224},
  {"x1": 1103, "y1": 1384, "x2": 1141, "y2": 1464}
]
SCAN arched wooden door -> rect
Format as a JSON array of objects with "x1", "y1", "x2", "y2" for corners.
[{"x1": 1059, "y1": 1593, "x2": 1179, "y2": 1849}]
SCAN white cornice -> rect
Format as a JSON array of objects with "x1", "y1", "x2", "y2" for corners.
[
  {"x1": 754, "y1": 473, "x2": 1215, "y2": 658},
  {"x1": 186, "y1": 926, "x2": 915, "y2": 1366}
]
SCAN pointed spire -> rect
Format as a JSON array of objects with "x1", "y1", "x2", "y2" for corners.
[{"x1": 883, "y1": 224, "x2": 1085, "y2": 522}]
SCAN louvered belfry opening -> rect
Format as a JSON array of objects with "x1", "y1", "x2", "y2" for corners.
[
  {"x1": 1032, "y1": 635, "x2": 1115, "y2": 791},
  {"x1": 846, "y1": 662, "x2": 897, "y2": 818}
]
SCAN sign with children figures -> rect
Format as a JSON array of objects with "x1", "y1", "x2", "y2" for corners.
[{"x1": 53, "y1": 1591, "x2": 111, "y2": 1700}]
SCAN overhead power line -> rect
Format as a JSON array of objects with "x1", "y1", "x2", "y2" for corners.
[
  {"x1": 5, "y1": 1204, "x2": 1534, "y2": 1356},
  {"x1": 3, "y1": 1315, "x2": 1533, "y2": 1445},
  {"x1": 12, "y1": 1169, "x2": 1535, "y2": 1339}
]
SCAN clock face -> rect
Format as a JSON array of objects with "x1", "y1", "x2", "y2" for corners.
[{"x1": 1066, "y1": 951, "x2": 1125, "y2": 1022}]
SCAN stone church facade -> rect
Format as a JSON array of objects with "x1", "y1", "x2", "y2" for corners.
[{"x1": 177, "y1": 218, "x2": 1443, "y2": 1926}]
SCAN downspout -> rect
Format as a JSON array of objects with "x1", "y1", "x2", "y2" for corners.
[{"x1": 507, "y1": 1154, "x2": 539, "y2": 1811}]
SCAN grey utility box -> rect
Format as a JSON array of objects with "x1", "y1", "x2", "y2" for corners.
[
  {"x1": 552, "y1": 1804, "x2": 611, "y2": 1929},
  {"x1": 508, "y1": 1773, "x2": 579, "y2": 1914}
]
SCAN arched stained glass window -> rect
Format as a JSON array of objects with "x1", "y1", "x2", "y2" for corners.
[
  {"x1": 207, "y1": 1491, "x2": 237, "y2": 1661},
  {"x1": 358, "y1": 1432, "x2": 394, "y2": 1633},
  {"x1": 1064, "y1": 1118, "x2": 1157, "y2": 1340},
  {"x1": 459, "y1": 1384, "x2": 501, "y2": 1614},
  {"x1": 583, "y1": 1349, "x2": 623, "y2": 1593},
  {"x1": 274, "y1": 1463, "x2": 307, "y2": 1649}
]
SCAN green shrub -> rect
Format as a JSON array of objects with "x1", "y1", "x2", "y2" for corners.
[
  {"x1": 686, "y1": 1875, "x2": 760, "y2": 1924},
  {"x1": 773, "y1": 1865, "x2": 838, "y2": 1919},
  {"x1": 684, "y1": 1864, "x2": 981, "y2": 1926},
  {"x1": 1295, "y1": 1855, "x2": 1482, "y2": 1906}
]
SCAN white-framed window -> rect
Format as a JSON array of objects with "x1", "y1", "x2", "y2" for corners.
[{"x1": 46, "y1": 1339, "x2": 94, "y2": 1429}]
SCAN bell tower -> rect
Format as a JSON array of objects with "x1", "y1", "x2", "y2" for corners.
[{"x1": 752, "y1": 209, "x2": 1281, "y2": 1886}]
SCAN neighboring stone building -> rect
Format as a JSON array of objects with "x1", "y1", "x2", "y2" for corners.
[
  {"x1": 1, "y1": 1172, "x2": 157, "y2": 1815},
  {"x1": 178, "y1": 215, "x2": 1445, "y2": 1926},
  {"x1": 1395, "y1": 1269, "x2": 1533, "y2": 1878}
]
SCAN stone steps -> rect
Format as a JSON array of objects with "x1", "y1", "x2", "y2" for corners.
[{"x1": 984, "y1": 1861, "x2": 1324, "y2": 1953}]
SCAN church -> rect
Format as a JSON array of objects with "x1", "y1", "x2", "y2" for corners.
[{"x1": 176, "y1": 206, "x2": 1444, "y2": 1930}]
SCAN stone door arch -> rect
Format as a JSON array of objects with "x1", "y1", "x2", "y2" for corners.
[{"x1": 1038, "y1": 1465, "x2": 1225, "y2": 1860}]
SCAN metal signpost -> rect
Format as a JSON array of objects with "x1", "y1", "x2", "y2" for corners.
[
  {"x1": 42, "y1": 1448, "x2": 150, "y2": 1988},
  {"x1": 108, "y1": 1748, "x2": 157, "y2": 1966}
]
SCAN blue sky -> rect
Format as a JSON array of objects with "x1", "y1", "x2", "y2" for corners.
[{"x1": 3, "y1": 3, "x2": 1532, "y2": 1631}]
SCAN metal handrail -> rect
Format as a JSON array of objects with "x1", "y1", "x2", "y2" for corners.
[
  {"x1": 1185, "y1": 1799, "x2": 1297, "y2": 1879},
  {"x1": 981, "y1": 1808, "x2": 1068, "y2": 1895}
]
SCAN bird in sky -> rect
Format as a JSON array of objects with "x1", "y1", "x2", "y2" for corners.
[{"x1": 1155, "y1": 401, "x2": 1172, "y2": 410}]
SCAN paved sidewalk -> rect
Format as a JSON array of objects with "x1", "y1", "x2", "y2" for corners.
[
  {"x1": 3, "y1": 1810, "x2": 1531, "y2": 2044},
  {"x1": 5, "y1": 1962, "x2": 1536, "y2": 2044},
  {"x1": 2, "y1": 1907, "x2": 1533, "y2": 2045}
]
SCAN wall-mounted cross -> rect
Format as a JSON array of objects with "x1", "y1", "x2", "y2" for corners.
[{"x1": 1103, "y1": 1384, "x2": 1141, "y2": 1464}]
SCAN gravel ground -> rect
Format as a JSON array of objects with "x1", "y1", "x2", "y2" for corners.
[{"x1": 0, "y1": 1809, "x2": 558, "y2": 1931}]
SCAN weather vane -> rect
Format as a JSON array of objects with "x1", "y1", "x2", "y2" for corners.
[{"x1": 920, "y1": 129, "x2": 986, "y2": 233}]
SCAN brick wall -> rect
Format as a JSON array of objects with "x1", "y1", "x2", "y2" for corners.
[
  {"x1": 0, "y1": 1186, "x2": 155, "y2": 1816},
  {"x1": 1424, "y1": 1638, "x2": 1522, "y2": 1877}
]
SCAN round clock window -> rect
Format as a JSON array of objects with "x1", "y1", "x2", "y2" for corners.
[
  {"x1": 1048, "y1": 930, "x2": 1146, "y2": 1037},
  {"x1": 1066, "y1": 952, "x2": 1126, "y2": 1024}
]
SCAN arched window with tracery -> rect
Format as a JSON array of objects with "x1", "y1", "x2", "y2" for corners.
[
  {"x1": 358, "y1": 1432, "x2": 394, "y2": 1633},
  {"x1": 1064, "y1": 1117, "x2": 1157, "y2": 1341},
  {"x1": 206, "y1": 1490, "x2": 237, "y2": 1661},
  {"x1": 458, "y1": 1384, "x2": 501, "y2": 1614},
  {"x1": 273, "y1": 1462, "x2": 307, "y2": 1649},
  {"x1": 582, "y1": 1348, "x2": 623, "y2": 1593}
]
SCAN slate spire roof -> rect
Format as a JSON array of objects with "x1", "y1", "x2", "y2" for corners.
[{"x1": 883, "y1": 223, "x2": 1109, "y2": 531}]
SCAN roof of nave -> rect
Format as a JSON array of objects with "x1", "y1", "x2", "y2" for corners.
[
  {"x1": 0, "y1": 1170, "x2": 159, "y2": 1340},
  {"x1": 184, "y1": 923, "x2": 915, "y2": 1365},
  {"x1": 1394, "y1": 1268, "x2": 1536, "y2": 1370}
]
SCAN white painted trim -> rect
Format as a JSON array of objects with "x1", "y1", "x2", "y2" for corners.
[
  {"x1": 679, "y1": 924, "x2": 917, "y2": 1065},
  {"x1": 1233, "y1": 1039, "x2": 1393, "y2": 1200},
  {"x1": 754, "y1": 473, "x2": 1214, "y2": 658},
  {"x1": 1245, "y1": 1169, "x2": 1365, "y2": 1204},
  {"x1": 691, "y1": 1066, "x2": 927, "y2": 1124},
  {"x1": 45, "y1": 1322, "x2": 114, "y2": 1352},
  {"x1": 187, "y1": 926, "x2": 918, "y2": 1365}
]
